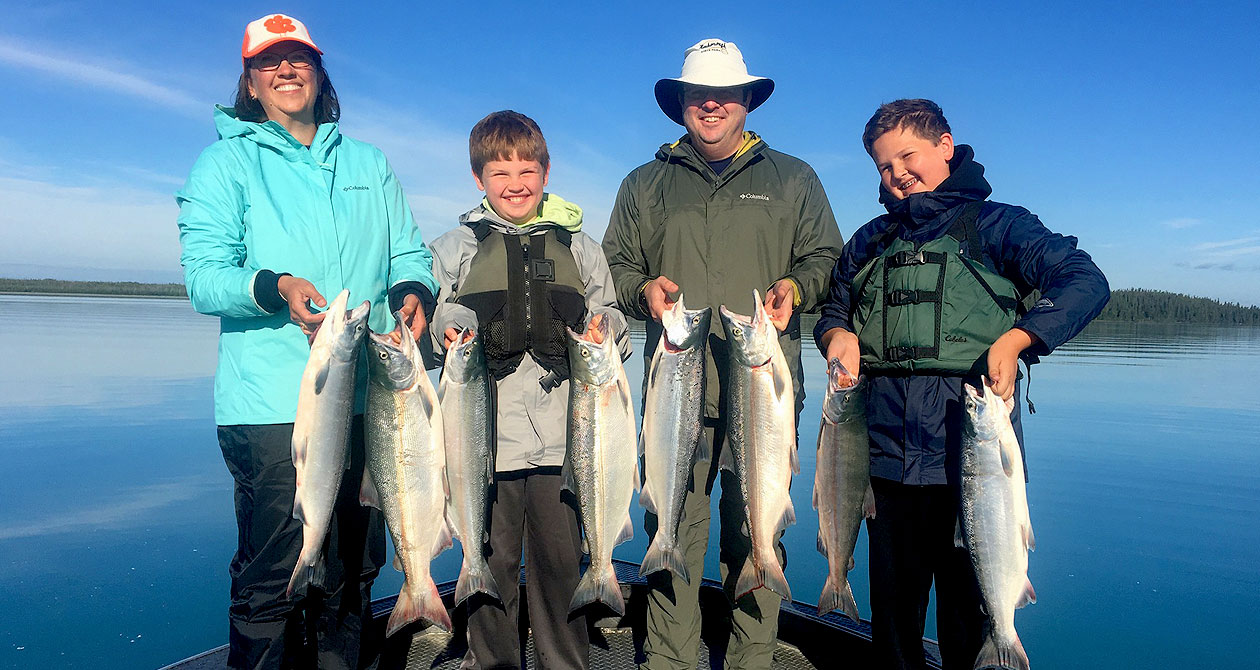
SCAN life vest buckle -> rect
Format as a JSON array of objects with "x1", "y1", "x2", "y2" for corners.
[{"x1": 890, "y1": 250, "x2": 928, "y2": 266}]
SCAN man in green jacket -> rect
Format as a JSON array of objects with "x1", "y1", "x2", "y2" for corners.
[{"x1": 602, "y1": 38, "x2": 844, "y2": 669}]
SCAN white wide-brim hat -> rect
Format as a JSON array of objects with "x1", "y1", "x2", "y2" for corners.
[{"x1": 654, "y1": 39, "x2": 775, "y2": 126}]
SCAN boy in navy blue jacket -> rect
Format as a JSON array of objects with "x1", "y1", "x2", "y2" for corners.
[{"x1": 814, "y1": 99, "x2": 1109, "y2": 669}]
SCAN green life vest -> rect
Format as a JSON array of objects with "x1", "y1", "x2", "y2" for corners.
[
  {"x1": 851, "y1": 201, "x2": 1021, "y2": 376},
  {"x1": 454, "y1": 223, "x2": 587, "y2": 382}
]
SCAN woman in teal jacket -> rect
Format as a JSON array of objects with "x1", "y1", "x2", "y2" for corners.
[{"x1": 175, "y1": 14, "x2": 437, "y2": 669}]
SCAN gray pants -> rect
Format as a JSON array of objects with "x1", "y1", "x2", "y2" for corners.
[
  {"x1": 642, "y1": 423, "x2": 786, "y2": 670},
  {"x1": 462, "y1": 469, "x2": 589, "y2": 670}
]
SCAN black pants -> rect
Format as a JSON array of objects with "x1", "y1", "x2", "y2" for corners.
[
  {"x1": 218, "y1": 418, "x2": 386, "y2": 670},
  {"x1": 867, "y1": 478, "x2": 986, "y2": 670},
  {"x1": 462, "y1": 468, "x2": 588, "y2": 670}
]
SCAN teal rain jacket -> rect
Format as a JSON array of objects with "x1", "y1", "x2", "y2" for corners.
[{"x1": 176, "y1": 106, "x2": 437, "y2": 426}]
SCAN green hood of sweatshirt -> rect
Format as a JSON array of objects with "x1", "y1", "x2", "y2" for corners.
[{"x1": 476, "y1": 192, "x2": 584, "y2": 233}]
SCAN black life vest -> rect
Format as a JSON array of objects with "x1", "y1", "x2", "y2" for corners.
[
  {"x1": 851, "y1": 201, "x2": 1022, "y2": 376},
  {"x1": 454, "y1": 222, "x2": 587, "y2": 381}
]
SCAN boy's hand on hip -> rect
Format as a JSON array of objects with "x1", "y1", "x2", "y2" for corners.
[
  {"x1": 763, "y1": 280, "x2": 796, "y2": 331},
  {"x1": 644, "y1": 276, "x2": 679, "y2": 323},
  {"x1": 986, "y1": 328, "x2": 1038, "y2": 401}
]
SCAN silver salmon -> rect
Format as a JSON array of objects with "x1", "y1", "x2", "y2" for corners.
[
  {"x1": 565, "y1": 316, "x2": 638, "y2": 615},
  {"x1": 438, "y1": 328, "x2": 499, "y2": 606},
  {"x1": 719, "y1": 290, "x2": 798, "y2": 601},
  {"x1": 288, "y1": 289, "x2": 370, "y2": 598},
  {"x1": 812, "y1": 359, "x2": 874, "y2": 620},
  {"x1": 363, "y1": 311, "x2": 453, "y2": 635},
  {"x1": 639, "y1": 296, "x2": 710, "y2": 583},
  {"x1": 959, "y1": 380, "x2": 1036, "y2": 670}
]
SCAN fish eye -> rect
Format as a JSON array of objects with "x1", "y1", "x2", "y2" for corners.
[
  {"x1": 691, "y1": 315, "x2": 701, "y2": 325},
  {"x1": 377, "y1": 351, "x2": 387, "y2": 360},
  {"x1": 580, "y1": 348, "x2": 590, "y2": 358}
]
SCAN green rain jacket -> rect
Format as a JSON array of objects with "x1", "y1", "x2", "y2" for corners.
[
  {"x1": 603, "y1": 133, "x2": 844, "y2": 419},
  {"x1": 176, "y1": 106, "x2": 437, "y2": 426}
]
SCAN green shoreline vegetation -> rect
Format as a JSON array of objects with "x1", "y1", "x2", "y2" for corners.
[{"x1": 2, "y1": 279, "x2": 1258, "y2": 326}]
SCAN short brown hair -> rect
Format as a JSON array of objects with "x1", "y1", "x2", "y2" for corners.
[
  {"x1": 862, "y1": 99, "x2": 951, "y2": 156},
  {"x1": 469, "y1": 110, "x2": 550, "y2": 175}
]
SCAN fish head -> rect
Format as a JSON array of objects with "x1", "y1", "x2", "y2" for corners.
[
  {"x1": 443, "y1": 328, "x2": 486, "y2": 383},
  {"x1": 330, "y1": 300, "x2": 371, "y2": 360},
  {"x1": 822, "y1": 358, "x2": 863, "y2": 423},
  {"x1": 963, "y1": 380, "x2": 1003, "y2": 441},
  {"x1": 366, "y1": 331, "x2": 418, "y2": 390},
  {"x1": 661, "y1": 294, "x2": 711, "y2": 353},
  {"x1": 311, "y1": 289, "x2": 351, "y2": 346},
  {"x1": 719, "y1": 291, "x2": 776, "y2": 366},
  {"x1": 567, "y1": 321, "x2": 616, "y2": 385}
]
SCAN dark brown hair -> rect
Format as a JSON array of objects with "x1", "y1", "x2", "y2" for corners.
[
  {"x1": 862, "y1": 99, "x2": 951, "y2": 156},
  {"x1": 469, "y1": 110, "x2": 550, "y2": 175},
  {"x1": 232, "y1": 51, "x2": 340, "y2": 124}
]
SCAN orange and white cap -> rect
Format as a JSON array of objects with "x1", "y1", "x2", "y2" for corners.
[{"x1": 241, "y1": 13, "x2": 321, "y2": 61}]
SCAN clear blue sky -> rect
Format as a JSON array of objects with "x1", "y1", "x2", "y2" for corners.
[{"x1": 2, "y1": 0, "x2": 1258, "y2": 304}]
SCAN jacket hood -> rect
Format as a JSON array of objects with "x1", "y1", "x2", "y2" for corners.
[
  {"x1": 879, "y1": 144, "x2": 993, "y2": 225},
  {"x1": 213, "y1": 105, "x2": 341, "y2": 163},
  {"x1": 458, "y1": 193, "x2": 583, "y2": 235},
  {"x1": 656, "y1": 131, "x2": 766, "y2": 176}
]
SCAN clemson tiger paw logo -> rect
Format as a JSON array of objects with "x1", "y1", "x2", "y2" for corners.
[{"x1": 264, "y1": 15, "x2": 295, "y2": 34}]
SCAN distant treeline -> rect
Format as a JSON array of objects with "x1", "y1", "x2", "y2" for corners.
[
  {"x1": 0, "y1": 278, "x2": 187, "y2": 297},
  {"x1": 1096, "y1": 289, "x2": 1260, "y2": 325}
]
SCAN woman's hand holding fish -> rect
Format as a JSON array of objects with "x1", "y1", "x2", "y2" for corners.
[
  {"x1": 392, "y1": 293, "x2": 428, "y2": 344},
  {"x1": 278, "y1": 275, "x2": 327, "y2": 340},
  {"x1": 986, "y1": 327, "x2": 1038, "y2": 400}
]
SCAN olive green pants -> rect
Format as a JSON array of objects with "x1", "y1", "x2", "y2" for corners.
[{"x1": 641, "y1": 423, "x2": 787, "y2": 670}]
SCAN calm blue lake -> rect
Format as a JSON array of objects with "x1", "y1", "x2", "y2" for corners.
[{"x1": 1, "y1": 294, "x2": 1257, "y2": 669}]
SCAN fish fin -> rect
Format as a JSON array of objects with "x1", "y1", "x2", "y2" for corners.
[
  {"x1": 773, "y1": 365, "x2": 788, "y2": 400},
  {"x1": 1023, "y1": 522, "x2": 1036, "y2": 552},
  {"x1": 432, "y1": 519, "x2": 454, "y2": 559},
  {"x1": 777, "y1": 500, "x2": 797, "y2": 533},
  {"x1": 561, "y1": 456, "x2": 576, "y2": 496},
  {"x1": 291, "y1": 491, "x2": 306, "y2": 524},
  {"x1": 954, "y1": 518, "x2": 965, "y2": 549},
  {"x1": 313, "y1": 358, "x2": 331, "y2": 396},
  {"x1": 717, "y1": 443, "x2": 735, "y2": 473},
  {"x1": 740, "y1": 510, "x2": 751, "y2": 537},
  {"x1": 616, "y1": 374, "x2": 633, "y2": 413},
  {"x1": 733, "y1": 558, "x2": 761, "y2": 599},
  {"x1": 695, "y1": 432, "x2": 712, "y2": 463},
  {"x1": 640, "y1": 538, "x2": 690, "y2": 584},
  {"x1": 392, "y1": 554, "x2": 403, "y2": 571},
  {"x1": 818, "y1": 575, "x2": 859, "y2": 622},
  {"x1": 615, "y1": 514, "x2": 635, "y2": 546},
  {"x1": 762, "y1": 558, "x2": 792, "y2": 601},
  {"x1": 999, "y1": 436, "x2": 1019, "y2": 478},
  {"x1": 640, "y1": 483, "x2": 656, "y2": 515},
  {"x1": 848, "y1": 555, "x2": 855, "y2": 571},
  {"x1": 286, "y1": 551, "x2": 325, "y2": 598},
  {"x1": 569, "y1": 562, "x2": 624, "y2": 616},
  {"x1": 863, "y1": 483, "x2": 877, "y2": 519},
  {"x1": 816, "y1": 532, "x2": 828, "y2": 558},
  {"x1": 455, "y1": 559, "x2": 501, "y2": 606},
  {"x1": 973, "y1": 631, "x2": 1029, "y2": 670},
  {"x1": 811, "y1": 479, "x2": 820, "y2": 510},
  {"x1": 387, "y1": 576, "x2": 452, "y2": 637},
  {"x1": 1016, "y1": 578, "x2": 1037, "y2": 609},
  {"x1": 789, "y1": 445, "x2": 801, "y2": 475},
  {"x1": 291, "y1": 428, "x2": 308, "y2": 468},
  {"x1": 359, "y1": 468, "x2": 381, "y2": 509},
  {"x1": 634, "y1": 456, "x2": 642, "y2": 493}
]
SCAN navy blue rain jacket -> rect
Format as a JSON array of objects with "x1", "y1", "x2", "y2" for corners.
[{"x1": 813, "y1": 145, "x2": 1110, "y2": 485}]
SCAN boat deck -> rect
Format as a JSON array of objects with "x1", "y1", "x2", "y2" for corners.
[{"x1": 163, "y1": 560, "x2": 941, "y2": 669}]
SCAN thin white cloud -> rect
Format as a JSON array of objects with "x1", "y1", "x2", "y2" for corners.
[
  {"x1": 1161, "y1": 217, "x2": 1203, "y2": 229},
  {"x1": 0, "y1": 477, "x2": 224, "y2": 540},
  {"x1": 1180, "y1": 233, "x2": 1260, "y2": 272},
  {"x1": 1190, "y1": 235, "x2": 1260, "y2": 252},
  {"x1": 0, "y1": 38, "x2": 206, "y2": 116}
]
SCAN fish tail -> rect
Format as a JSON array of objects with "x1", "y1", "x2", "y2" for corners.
[
  {"x1": 733, "y1": 555, "x2": 791, "y2": 601},
  {"x1": 454, "y1": 558, "x2": 501, "y2": 606},
  {"x1": 387, "y1": 576, "x2": 452, "y2": 637},
  {"x1": 569, "y1": 562, "x2": 624, "y2": 616},
  {"x1": 973, "y1": 631, "x2": 1029, "y2": 670},
  {"x1": 818, "y1": 575, "x2": 859, "y2": 622},
  {"x1": 285, "y1": 549, "x2": 325, "y2": 599},
  {"x1": 762, "y1": 555, "x2": 791, "y2": 601},
  {"x1": 640, "y1": 536, "x2": 690, "y2": 584}
]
